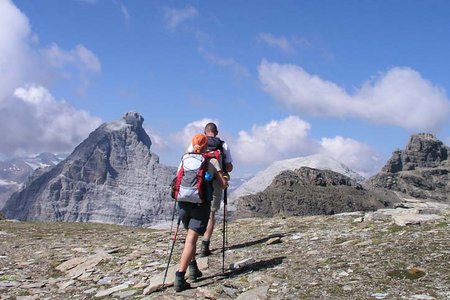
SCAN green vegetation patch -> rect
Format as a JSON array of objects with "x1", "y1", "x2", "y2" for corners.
[{"x1": 0, "y1": 274, "x2": 16, "y2": 281}]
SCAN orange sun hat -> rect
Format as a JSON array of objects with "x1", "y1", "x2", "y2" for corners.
[{"x1": 192, "y1": 133, "x2": 208, "y2": 153}]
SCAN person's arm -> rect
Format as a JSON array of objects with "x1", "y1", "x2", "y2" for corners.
[
  {"x1": 222, "y1": 142, "x2": 233, "y2": 172},
  {"x1": 215, "y1": 170, "x2": 228, "y2": 189},
  {"x1": 209, "y1": 158, "x2": 228, "y2": 189}
]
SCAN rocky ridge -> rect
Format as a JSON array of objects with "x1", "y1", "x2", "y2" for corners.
[
  {"x1": 2, "y1": 112, "x2": 176, "y2": 227},
  {"x1": 0, "y1": 195, "x2": 448, "y2": 299},
  {"x1": 230, "y1": 154, "x2": 365, "y2": 206},
  {"x1": 368, "y1": 133, "x2": 449, "y2": 202},
  {"x1": 235, "y1": 167, "x2": 400, "y2": 218},
  {"x1": 0, "y1": 153, "x2": 66, "y2": 209}
]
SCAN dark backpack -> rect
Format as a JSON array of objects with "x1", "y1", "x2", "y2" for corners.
[
  {"x1": 171, "y1": 150, "x2": 221, "y2": 203},
  {"x1": 207, "y1": 136, "x2": 224, "y2": 152}
]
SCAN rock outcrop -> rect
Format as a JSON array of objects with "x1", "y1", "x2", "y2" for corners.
[
  {"x1": 231, "y1": 154, "x2": 365, "y2": 205},
  {"x1": 2, "y1": 112, "x2": 176, "y2": 226},
  {"x1": 235, "y1": 167, "x2": 400, "y2": 218},
  {"x1": 368, "y1": 133, "x2": 449, "y2": 202}
]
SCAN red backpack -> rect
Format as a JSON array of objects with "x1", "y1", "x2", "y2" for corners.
[{"x1": 171, "y1": 150, "x2": 221, "y2": 203}]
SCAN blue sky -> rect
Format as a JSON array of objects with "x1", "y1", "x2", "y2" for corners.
[{"x1": 1, "y1": 0, "x2": 450, "y2": 178}]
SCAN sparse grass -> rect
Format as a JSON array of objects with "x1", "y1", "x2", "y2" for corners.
[
  {"x1": 326, "y1": 284, "x2": 346, "y2": 297},
  {"x1": 436, "y1": 221, "x2": 449, "y2": 227},
  {"x1": 0, "y1": 274, "x2": 16, "y2": 281},
  {"x1": 387, "y1": 225, "x2": 403, "y2": 233}
]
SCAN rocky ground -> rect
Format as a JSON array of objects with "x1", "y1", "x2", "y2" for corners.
[{"x1": 1, "y1": 196, "x2": 449, "y2": 300}]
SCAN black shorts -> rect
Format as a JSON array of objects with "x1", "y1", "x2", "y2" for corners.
[{"x1": 178, "y1": 202, "x2": 211, "y2": 235}]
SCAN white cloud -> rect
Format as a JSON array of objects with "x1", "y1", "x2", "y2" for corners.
[
  {"x1": 172, "y1": 118, "x2": 218, "y2": 149},
  {"x1": 0, "y1": 0, "x2": 46, "y2": 105},
  {"x1": 42, "y1": 43, "x2": 101, "y2": 94},
  {"x1": 163, "y1": 5, "x2": 198, "y2": 32},
  {"x1": 259, "y1": 60, "x2": 450, "y2": 131},
  {"x1": 144, "y1": 127, "x2": 168, "y2": 153},
  {"x1": 259, "y1": 33, "x2": 294, "y2": 54},
  {"x1": 0, "y1": 85, "x2": 102, "y2": 157},
  {"x1": 0, "y1": 0, "x2": 103, "y2": 158},
  {"x1": 198, "y1": 47, "x2": 250, "y2": 78},
  {"x1": 319, "y1": 136, "x2": 383, "y2": 177},
  {"x1": 233, "y1": 116, "x2": 318, "y2": 165}
]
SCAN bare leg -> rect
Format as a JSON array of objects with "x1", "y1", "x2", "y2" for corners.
[
  {"x1": 178, "y1": 229, "x2": 199, "y2": 272},
  {"x1": 203, "y1": 211, "x2": 216, "y2": 241}
]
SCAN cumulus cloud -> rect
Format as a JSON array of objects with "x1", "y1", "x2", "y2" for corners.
[
  {"x1": 172, "y1": 118, "x2": 218, "y2": 149},
  {"x1": 0, "y1": 85, "x2": 102, "y2": 157},
  {"x1": 198, "y1": 47, "x2": 250, "y2": 78},
  {"x1": 259, "y1": 33, "x2": 294, "y2": 54},
  {"x1": 0, "y1": 0, "x2": 46, "y2": 105},
  {"x1": 319, "y1": 136, "x2": 383, "y2": 177},
  {"x1": 144, "y1": 127, "x2": 169, "y2": 153},
  {"x1": 0, "y1": 0, "x2": 103, "y2": 158},
  {"x1": 163, "y1": 5, "x2": 198, "y2": 32},
  {"x1": 259, "y1": 60, "x2": 450, "y2": 131},
  {"x1": 233, "y1": 116, "x2": 318, "y2": 165}
]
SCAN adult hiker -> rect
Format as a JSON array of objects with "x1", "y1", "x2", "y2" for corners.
[
  {"x1": 174, "y1": 133, "x2": 229, "y2": 292},
  {"x1": 186, "y1": 122, "x2": 234, "y2": 257}
]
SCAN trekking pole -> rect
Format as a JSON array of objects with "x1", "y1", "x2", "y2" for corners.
[
  {"x1": 222, "y1": 187, "x2": 228, "y2": 274},
  {"x1": 162, "y1": 217, "x2": 181, "y2": 289},
  {"x1": 167, "y1": 200, "x2": 178, "y2": 252}
]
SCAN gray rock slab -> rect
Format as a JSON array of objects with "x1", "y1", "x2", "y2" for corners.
[
  {"x1": 235, "y1": 285, "x2": 269, "y2": 300},
  {"x1": 55, "y1": 256, "x2": 88, "y2": 272},
  {"x1": 393, "y1": 214, "x2": 442, "y2": 226},
  {"x1": 230, "y1": 258, "x2": 255, "y2": 271},
  {"x1": 94, "y1": 283, "x2": 129, "y2": 298}
]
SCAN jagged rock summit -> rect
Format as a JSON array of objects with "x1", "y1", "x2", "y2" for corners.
[
  {"x1": 236, "y1": 166, "x2": 400, "y2": 218},
  {"x1": 2, "y1": 112, "x2": 176, "y2": 226},
  {"x1": 368, "y1": 133, "x2": 449, "y2": 202}
]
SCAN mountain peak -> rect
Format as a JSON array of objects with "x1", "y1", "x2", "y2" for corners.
[
  {"x1": 368, "y1": 133, "x2": 449, "y2": 201},
  {"x1": 2, "y1": 112, "x2": 175, "y2": 226},
  {"x1": 123, "y1": 111, "x2": 144, "y2": 129}
]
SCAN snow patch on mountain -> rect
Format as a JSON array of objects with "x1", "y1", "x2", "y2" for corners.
[
  {"x1": 230, "y1": 154, "x2": 365, "y2": 203},
  {"x1": 0, "y1": 179, "x2": 19, "y2": 186}
]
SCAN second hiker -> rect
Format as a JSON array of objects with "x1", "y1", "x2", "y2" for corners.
[
  {"x1": 186, "y1": 122, "x2": 234, "y2": 257},
  {"x1": 174, "y1": 133, "x2": 229, "y2": 292}
]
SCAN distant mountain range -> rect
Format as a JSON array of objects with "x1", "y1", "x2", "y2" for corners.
[
  {"x1": 234, "y1": 133, "x2": 449, "y2": 218},
  {"x1": 229, "y1": 154, "x2": 365, "y2": 207},
  {"x1": 2, "y1": 111, "x2": 448, "y2": 226},
  {"x1": 0, "y1": 153, "x2": 67, "y2": 209}
]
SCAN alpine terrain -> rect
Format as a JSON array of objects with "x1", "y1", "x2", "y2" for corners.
[
  {"x1": 1, "y1": 112, "x2": 176, "y2": 226},
  {"x1": 230, "y1": 154, "x2": 365, "y2": 207},
  {"x1": 0, "y1": 153, "x2": 66, "y2": 209},
  {"x1": 235, "y1": 167, "x2": 400, "y2": 218},
  {"x1": 368, "y1": 133, "x2": 449, "y2": 202}
]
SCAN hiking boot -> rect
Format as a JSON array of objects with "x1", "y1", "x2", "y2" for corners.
[
  {"x1": 200, "y1": 240, "x2": 211, "y2": 257},
  {"x1": 174, "y1": 272, "x2": 190, "y2": 292},
  {"x1": 188, "y1": 260, "x2": 203, "y2": 282}
]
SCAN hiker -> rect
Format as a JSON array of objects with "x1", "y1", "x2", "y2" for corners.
[
  {"x1": 174, "y1": 133, "x2": 229, "y2": 292},
  {"x1": 186, "y1": 122, "x2": 234, "y2": 257}
]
